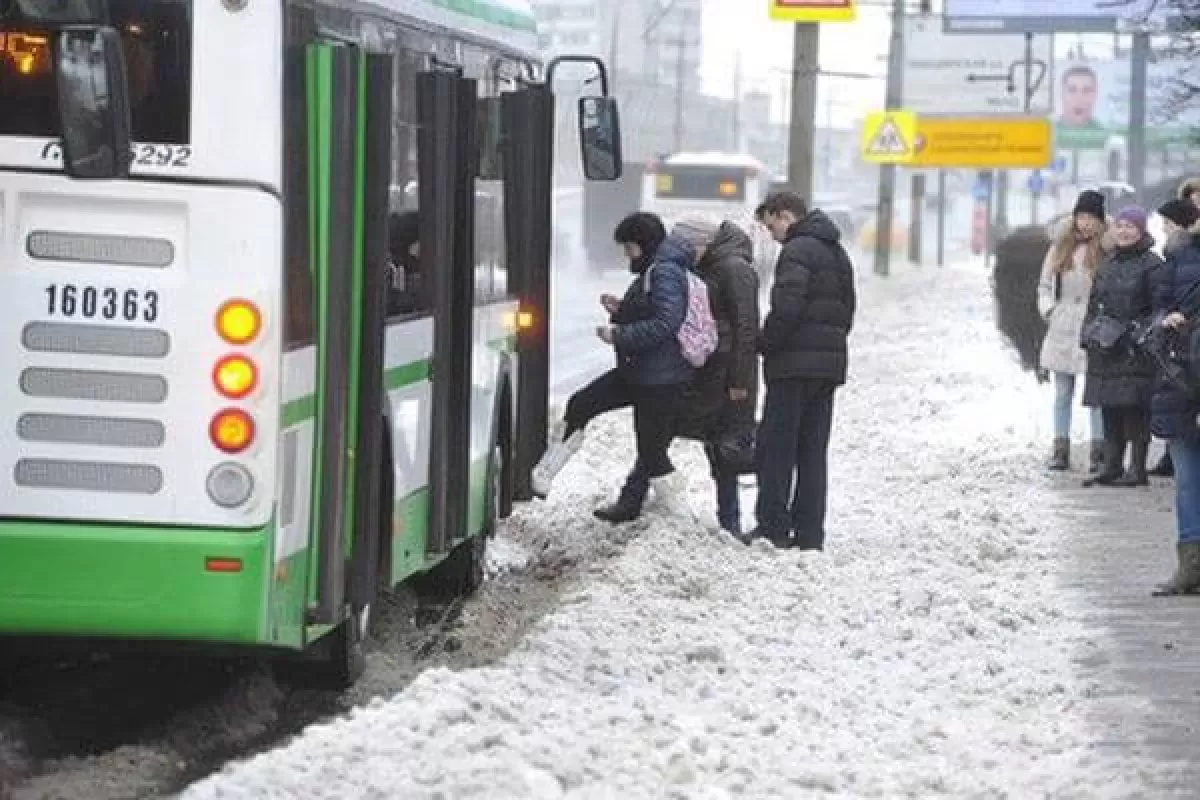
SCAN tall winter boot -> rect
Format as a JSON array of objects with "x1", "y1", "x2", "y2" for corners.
[
  {"x1": 1083, "y1": 435, "x2": 1126, "y2": 487},
  {"x1": 594, "y1": 475, "x2": 648, "y2": 524},
  {"x1": 531, "y1": 423, "x2": 583, "y2": 498},
  {"x1": 1152, "y1": 541, "x2": 1200, "y2": 596},
  {"x1": 1114, "y1": 439, "x2": 1150, "y2": 487},
  {"x1": 1088, "y1": 440, "x2": 1105, "y2": 474},
  {"x1": 649, "y1": 472, "x2": 696, "y2": 524},
  {"x1": 1150, "y1": 450, "x2": 1175, "y2": 478},
  {"x1": 1047, "y1": 437, "x2": 1070, "y2": 471}
]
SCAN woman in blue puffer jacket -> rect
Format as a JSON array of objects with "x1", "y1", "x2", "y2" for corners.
[{"x1": 1149, "y1": 198, "x2": 1200, "y2": 595}]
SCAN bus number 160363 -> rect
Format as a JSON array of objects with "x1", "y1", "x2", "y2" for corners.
[{"x1": 45, "y1": 284, "x2": 160, "y2": 323}]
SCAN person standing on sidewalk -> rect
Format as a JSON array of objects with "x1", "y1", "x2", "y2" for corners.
[
  {"x1": 1082, "y1": 206, "x2": 1162, "y2": 488},
  {"x1": 1150, "y1": 198, "x2": 1200, "y2": 595},
  {"x1": 1149, "y1": 183, "x2": 1200, "y2": 478},
  {"x1": 746, "y1": 191, "x2": 856, "y2": 550},
  {"x1": 1038, "y1": 189, "x2": 1107, "y2": 472}
]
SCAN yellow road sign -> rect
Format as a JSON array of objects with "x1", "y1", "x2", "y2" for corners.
[
  {"x1": 860, "y1": 111, "x2": 916, "y2": 164},
  {"x1": 910, "y1": 117, "x2": 1052, "y2": 169},
  {"x1": 768, "y1": 0, "x2": 857, "y2": 23}
]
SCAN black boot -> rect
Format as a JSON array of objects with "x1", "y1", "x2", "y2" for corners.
[
  {"x1": 1088, "y1": 440, "x2": 1105, "y2": 474},
  {"x1": 593, "y1": 474, "x2": 647, "y2": 524},
  {"x1": 1150, "y1": 450, "x2": 1174, "y2": 477},
  {"x1": 1083, "y1": 435, "x2": 1126, "y2": 487},
  {"x1": 1113, "y1": 439, "x2": 1150, "y2": 487},
  {"x1": 1152, "y1": 542, "x2": 1200, "y2": 596},
  {"x1": 1047, "y1": 438, "x2": 1070, "y2": 471}
]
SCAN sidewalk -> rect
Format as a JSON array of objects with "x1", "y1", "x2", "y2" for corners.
[{"x1": 1051, "y1": 476, "x2": 1200, "y2": 793}]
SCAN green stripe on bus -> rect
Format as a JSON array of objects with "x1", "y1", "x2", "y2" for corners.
[{"x1": 430, "y1": 0, "x2": 537, "y2": 31}]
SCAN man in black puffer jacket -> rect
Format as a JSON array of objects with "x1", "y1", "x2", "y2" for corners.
[{"x1": 747, "y1": 191, "x2": 856, "y2": 550}]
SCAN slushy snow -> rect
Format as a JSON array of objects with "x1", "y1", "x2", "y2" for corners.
[{"x1": 185, "y1": 265, "x2": 1173, "y2": 799}]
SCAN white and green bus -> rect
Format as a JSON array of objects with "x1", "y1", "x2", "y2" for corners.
[{"x1": 0, "y1": 0, "x2": 622, "y2": 686}]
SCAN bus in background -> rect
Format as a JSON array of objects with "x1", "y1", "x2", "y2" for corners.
[
  {"x1": 0, "y1": 0, "x2": 621, "y2": 688},
  {"x1": 642, "y1": 152, "x2": 767, "y2": 227}
]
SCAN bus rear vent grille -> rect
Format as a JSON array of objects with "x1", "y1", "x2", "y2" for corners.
[
  {"x1": 20, "y1": 368, "x2": 168, "y2": 404},
  {"x1": 23, "y1": 322, "x2": 170, "y2": 359},
  {"x1": 18, "y1": 413, "x2": 165, "y2": 449},
  {"x1": 14, "y1": 458, "x2": 164, "y2": 494}
]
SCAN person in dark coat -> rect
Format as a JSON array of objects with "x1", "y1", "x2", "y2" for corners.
[
  {"x1": 747, "y1": 191, "x2": 856, "y2": 550},
  {"x1": 1082, "y1": 206, "x2": 1163, "y2": 487},
  {"x1": 386, "y1": 211, "x2": 422, "y2": 315},
  {"x1": 1149, "y1": 200, "x2": 1200, "y2": 594},
  {"x1": 1149, "y1": 189, "x2": 1200, "y2": 477},
  {"x1": 595, "y1": 220, "x2": 761, "y2": 534},
  {"x1": 533, "y1": 213, "x2": 702, "y2": 521}
]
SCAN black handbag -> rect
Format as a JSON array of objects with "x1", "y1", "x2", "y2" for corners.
[
  {"x1": 712, "y1": 401, "x2": 757, "y2": 476},
  {"x1": 1081, "y1": 314, "x2": 1127, "y2": 350}
]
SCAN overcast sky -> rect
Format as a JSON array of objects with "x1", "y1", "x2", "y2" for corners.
[{"x1": 700, "y1": 1, "x2": 891, "y2": 126}]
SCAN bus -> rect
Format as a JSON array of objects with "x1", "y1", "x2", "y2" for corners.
[
  {"x1": 0, "y1": 0, "x2": 621, "y2": 687},
  {"x1": 642, "y1": 151, "x2": 768, "y2": 227}
]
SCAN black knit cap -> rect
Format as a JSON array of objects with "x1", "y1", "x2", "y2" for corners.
[
  {"x1": 1159, "y1": 198, "x2": 1200, "y2": 230},
  {"x1": 1073, "y1": 189, "x2": 1106, "y2": 219}
]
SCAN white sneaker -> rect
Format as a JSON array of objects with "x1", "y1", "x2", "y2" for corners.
[
  {"x1": 531, "y1": 430, "x2": 583, "y2": 498},
  {"x1": 650, "y1": 472, "x2": 696, "y2": 523}
]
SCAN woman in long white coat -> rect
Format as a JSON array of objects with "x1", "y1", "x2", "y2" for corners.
[{"x1": 1039, "y1": 189, "x2": 1108, "y2": 472}]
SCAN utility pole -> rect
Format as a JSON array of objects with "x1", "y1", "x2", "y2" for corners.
[
  {"x1": 874, "y1": 0, "x2": 905, "y2": 277},
  {"x1": 673, "y1": 37, "x2": 687, "y2": 152},
  {"x1": 787, "y1": 22, "x2": 820, "y2": 201},
  {"x1": 1128, "y1": 31, "x2": 1149, "y2": 196},
  {"x1": 732, "y1": 52, "x2": 743, "y2": 152}
]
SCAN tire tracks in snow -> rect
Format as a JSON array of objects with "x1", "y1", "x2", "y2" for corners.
[{"x1": 0, "y1": 461, "x2": 650, "y2": 800}]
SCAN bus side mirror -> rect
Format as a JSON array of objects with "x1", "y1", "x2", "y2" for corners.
[
  {"x1": 578, "y1": 96, "x2": 622, "y2": 182},
  {"x1": 54, "y1": 26, "x2": 133, "y2": 180}
]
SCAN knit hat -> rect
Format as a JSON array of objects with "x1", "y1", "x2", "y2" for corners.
[
  {"x1": 1073, "y1": 189, "x2": 1106, "y2": 219},
  {"x1": 1114, "y1": 205, "x2": 1148, "y2": 232},
  {"x1": 1159, "y1": 198, "x2": 1200, "y2": 230},
  {"x1": 671, "y1": 213, "x2": 721, "y2": 249}
]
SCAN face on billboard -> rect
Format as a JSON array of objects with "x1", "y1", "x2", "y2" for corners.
[{"x1": 1060, "y1": 66, "x2": 1099, "y2": 126}]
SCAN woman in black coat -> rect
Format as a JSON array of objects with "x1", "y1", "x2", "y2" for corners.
[{"x1": 1082, "y1": 206, "x2": 1164, "y2": 487}]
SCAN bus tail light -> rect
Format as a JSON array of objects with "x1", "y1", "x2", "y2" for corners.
[
  {"x1": 210, "y1": 409, "x2": 255, "y2": 454},
  {"x1": 517, "y1": 310, "x2": 534, "y2": 330},
  {"x1": 207, "y1": 462, "x2": 255, "y2": 508},
  {"x1": 215, "y1": 299, "x2": 262, "y2": 345},
  {"x1": 213, "y1": 354, "x2": 258, "y2": 399}
]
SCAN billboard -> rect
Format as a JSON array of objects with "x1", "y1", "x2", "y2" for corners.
[
  {"x1": 768, "y1": 0, "x2": 856, "y2": 23},
  {"x1": 943, "y1": 0, "x2": 1164, "y2": 33},
  {"x1": 1054, "y1": 55, "x2": 1200, "y2": 150},
  {"x1": 903, "y1": 16, "x2": 1052, "y2": 115}
]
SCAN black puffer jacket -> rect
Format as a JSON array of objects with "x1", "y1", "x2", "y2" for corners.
[
  {"x1": 760, "y1": 211, "x2": 857, "y2": 385},
  {"x1": 1151, "y1": 232, "x2": 1200, "y2": 440},
  {"x1": 1082, "y1": 235, "x2": 1162, "y2": 408},
  {"x1": 677, "y1": 221, "x2": 761, "y2": 438}
]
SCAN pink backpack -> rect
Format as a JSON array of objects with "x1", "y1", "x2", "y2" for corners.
[{"x1": 646, "y1": 266, "x2": 718, "y2": 368}]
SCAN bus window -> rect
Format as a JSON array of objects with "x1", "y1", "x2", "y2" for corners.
[
  {"x1": 0, "y1": 0, "x2": 193, "y2": 143},
  {"x1": 655, "y1": 166, "x2": 747, "y2": 203}
]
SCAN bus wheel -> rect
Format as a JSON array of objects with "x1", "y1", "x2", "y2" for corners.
[{"x1": 274, "y1": 604, "x2": 368, "y2": 691}]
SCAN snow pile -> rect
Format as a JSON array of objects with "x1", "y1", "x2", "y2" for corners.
[{"x1": 185, "y1": 265, "x2": 1173, "y2": 799}]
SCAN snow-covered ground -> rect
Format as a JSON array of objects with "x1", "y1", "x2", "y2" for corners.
[{"x1": 185, "y1": 263, "x2": 1175, "y2": 799}]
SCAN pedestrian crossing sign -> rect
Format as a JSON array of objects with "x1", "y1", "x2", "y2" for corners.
[{"x1": 861, "y1": 111, "x2": 916, "y2": 164}]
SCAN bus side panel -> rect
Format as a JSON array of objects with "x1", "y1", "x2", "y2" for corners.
[{"x1": 0, "y1": 521, "x2": 269, "y2": 642}]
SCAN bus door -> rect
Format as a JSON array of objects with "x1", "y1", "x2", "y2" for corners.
[
  {"x1": 296, "y1": 43, "x2": 391, "y2": 628},
  {"x1": 501, "y1": 86, "x2": 555, "y2": 500},
  {"x1": 418, "y1": 69, "x2": 478, "y2": 557}
]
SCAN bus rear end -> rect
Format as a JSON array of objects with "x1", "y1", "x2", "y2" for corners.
[
  {"x1": 643, "y1": 154, "x2": 764, "y2": 227},
  {"x1": 0, "y1": 0, "x2": 285, "y2": 645}
]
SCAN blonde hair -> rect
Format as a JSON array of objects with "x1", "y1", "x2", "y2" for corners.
[{"x1": 1049, "y1": 216, "x2": 1104, "y2": 277}]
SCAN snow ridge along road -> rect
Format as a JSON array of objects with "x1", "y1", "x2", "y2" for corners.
[{"x1": 185, "y1": 264, "x2": 1185, "y2": 799}]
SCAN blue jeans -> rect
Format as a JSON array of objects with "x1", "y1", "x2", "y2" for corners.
[
  {"x1": 1169, "y1": 437, "x2": 1200, "y2": 544},
  {"x1": 619, "y1": 445, "x2": 741, "y2": 532},
  {"x1": 1053, "y1": 372, "x2": 1104, "y2": 440}
]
